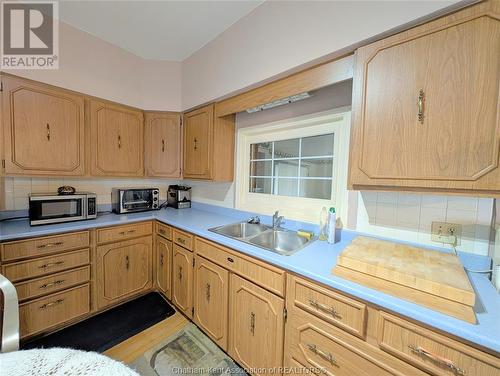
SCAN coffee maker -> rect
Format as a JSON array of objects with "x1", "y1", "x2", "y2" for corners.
[{"x1": 167, "y1": 185, "x2": 191, "y2": 209}]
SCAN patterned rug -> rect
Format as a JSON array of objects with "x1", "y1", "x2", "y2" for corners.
[{"x1": 129, "y1": 323, "x2": 244, "y2": 376}]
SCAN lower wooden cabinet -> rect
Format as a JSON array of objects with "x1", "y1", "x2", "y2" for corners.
[
  {"x1": 95, "y1": 236, "x2": 153, "y2": 309},
  {"x1": 155, "y1": 235, "x2": 172, "y2": 299},
  {"x1": 172, "y1": 244, "x2": 193, "y2": 318},
  {"x1": 193, "y1": 255, "x2": 229, "y2": 350},
  {"x1": 229, "y1": 274, "x2": 284, "y2": 375}
]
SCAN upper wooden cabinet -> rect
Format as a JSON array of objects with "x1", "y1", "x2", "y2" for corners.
[
  {"x1": 1, "y1": 75, "x2": 85, "y2": 176},
  {"x1": 144, "y1": 112, "x2": 182, "y2": 178},
  {"x1": 89, "y1": 99, "x2": 144, "y2": 177},
  {"x1": 183, "y1": 104, "x2": 235, "y2": 181},
  {"x1": 349, "y1": 2, "x2": 500, "y2": 195}
]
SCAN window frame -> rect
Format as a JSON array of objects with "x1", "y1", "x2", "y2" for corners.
[{"x1": 235, "y1": 108, "x2": 351, "y2": 223}]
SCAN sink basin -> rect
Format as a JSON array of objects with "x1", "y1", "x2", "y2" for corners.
[
  {"x1": 210, "y1": 222, "x2": 270, "y2": 239},
  {"x1": 249, "y1": 230, "x2": 310, "y2": 255}
]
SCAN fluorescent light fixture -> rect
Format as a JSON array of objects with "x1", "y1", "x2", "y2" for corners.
[{"x1": 246, "y1": 92, "x2": 311, "y2": 113}]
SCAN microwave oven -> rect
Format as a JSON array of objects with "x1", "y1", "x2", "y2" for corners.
[
  {"x1": 29, "y1": 192, "x2": 97, "y2": 226},
  {"x1": 111, "y1": 188, "x2": 160, "y2": 214}
]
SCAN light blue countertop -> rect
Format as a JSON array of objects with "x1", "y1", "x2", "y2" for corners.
[{"x1": 1, "y1": 203, "x2": 499, "y2": 353}]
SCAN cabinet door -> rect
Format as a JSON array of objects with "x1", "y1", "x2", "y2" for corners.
[
  {"x1": 155, "y1": 235, "x2": 172, "y2": 299},
  {"x1": 2, "y1": 76, "x2": 85, "y2": 175},
  {"x1": 96, "y1": 236, "x2": 152, "y2": 309},
  {"x1": 172, "y1": 244, "x2": 193, "y2": 318},
  {"x1": 145, "y1": 112, "x2": 182, "y2": 178},
  {"x1": 90, "y1": 100, "x2": 144, "y2": 177},
  {"x1": 183, "y1": 104, "x2": 213, "y2": 179},
  {"x1": 349, "y1": 10, "x2": 500, "y2": 193},
  {"x1": 193, "y1": 255, "x2": 229, "y2": 350},
  {"x1": 229, "y1": 274, "x2": 284, "y2": 375}
]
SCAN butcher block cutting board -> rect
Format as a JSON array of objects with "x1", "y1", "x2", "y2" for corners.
[{"x1": 332, "y1": 236, "x2": 477, "y2": 323}]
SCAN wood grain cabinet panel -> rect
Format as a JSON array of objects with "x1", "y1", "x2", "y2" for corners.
[
  {"x1": 349, "y1": 3, "x2": 500, "y2": 194},
  {"x1": 183, "y1": 104, "x2": 235, "y2": 181},
  {"x1": 229, "y1": 274, "x2": 284, "y2": 375},
  {"x1": 193, "y1": 255, "x2": 229, "y2": 350},
  {"x1": 95, "y1": 236, "x2": 152, "y2": 309},
  {"x1": 90, "y1": 99, "x2": 144, "y2": 177},
  {"x1": 173, "y1": 229, "x2": 193, "y2": 251},
  {"x1": 145, "y1": 112, "x2": 182, "y2": 178},
  {"x1": 156, "y1": 222, "x2": 172, "y2": 240},
  {"x1": 155, "y1": 235, "x2": 172, "y2": 299},
  {"x1": 1, "y1": 75, "x2": 85, "y2": 176},
  {"x1": 172, "y1": 244, "x2": 193, "y2": 318}
]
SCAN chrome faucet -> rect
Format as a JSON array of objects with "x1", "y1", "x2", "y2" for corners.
[{"x1": 272, "y1": 211, "x2": 285, "y2": 229}]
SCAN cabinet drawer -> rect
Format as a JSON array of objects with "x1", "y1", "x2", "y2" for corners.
[
  {"x1": 288, "y1": 275, "x2": 367, "y2": 338},
  {"x1": 195, "y1": 237, "x2": 285, "y2": 296},
  {"x1": 2, "y1": 249, "x2": 90, "y2": 282},
  {"x1": 1, "y1": 231, "x2": 90, "y2": 262},
  {"x1": 286, "y1": 307, "x2": 426, "y2": 376},
  {"x1": 19, "y1": 284, "x2": 90, "y2": 338},
  {"x1": 15, "y1": 266, "x2": 90, "y2": 301},
  {"x1": 173, "y1": 228, "x2": 193, "y2": 250},
  {"x1": 97, "y1": 222, "x2": 152, "y2": 244},
  {"x1": 377, "y1": 312, "x2": 500, "y2": 376},
  {"x1": 156, "y1": 222, "x2": 172, "y2": 240}
]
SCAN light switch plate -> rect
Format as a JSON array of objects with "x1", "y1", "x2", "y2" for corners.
[{"x1": 431, "y1": 222, "x2": 462, "y2": 245}]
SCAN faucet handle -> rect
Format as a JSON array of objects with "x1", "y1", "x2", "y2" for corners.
[{"x1": 247, "y1": 216, "x2": 261, "y2": 224}]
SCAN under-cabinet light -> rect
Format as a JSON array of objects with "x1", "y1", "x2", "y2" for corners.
[{"x1": 246, "y1": 92, "x2": 311, "y2": 113}]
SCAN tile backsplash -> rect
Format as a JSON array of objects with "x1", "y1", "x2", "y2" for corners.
[{"x1": 355, "y1": 191, "x2": 495, "y2": 256}]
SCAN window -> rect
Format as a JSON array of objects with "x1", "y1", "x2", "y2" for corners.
[{"x1": 236, "y1": 109, "x2": 351, "y2": 223}]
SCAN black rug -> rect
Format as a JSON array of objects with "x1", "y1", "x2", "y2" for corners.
[{"x1": 22, "y1": 292, "x2": 176, "y2": 353}]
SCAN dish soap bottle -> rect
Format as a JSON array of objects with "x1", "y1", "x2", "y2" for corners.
[
  {"x1": 327, "y1": 207, "x2": 336, "y2": 244},
  {"x1": 319, "y1": 207, "x2": 328, "y2": 241}
]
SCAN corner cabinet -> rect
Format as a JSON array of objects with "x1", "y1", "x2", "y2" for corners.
[
  {"x1": 89, "y1": 99, "x2": 144, "y2": 177},
  {"x1": 348, "y1": 1, "x2": 500, "y2": 195},
  {"x1": 1, "y1": 75, "x2": 85, "y2": 176},
  {"x1": 183, "y1": 104, "x2": 235, "y2": 181},
  {"x1": 145, "y1": 112, "x2": 182, "y2": 178}
]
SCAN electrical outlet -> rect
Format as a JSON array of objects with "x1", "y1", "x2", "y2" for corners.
[{"x1": 431, "y1": 222, "x2": 462, "y2": 245}]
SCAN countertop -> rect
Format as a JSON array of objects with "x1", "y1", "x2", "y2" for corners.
[{"x1": 1, "y1": 203, "x2": 499, "y2": 353}]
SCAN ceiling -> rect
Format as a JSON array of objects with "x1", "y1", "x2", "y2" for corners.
[{"x1": 58, "y1": 1, "x2": 264, "y2": 61}]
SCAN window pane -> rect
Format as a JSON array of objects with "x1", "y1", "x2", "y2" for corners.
[
  {"x1": 250, "y1": 142, "x2": 272, "y2": 160},
  {"x1": 274, "y1": 178, "x2": 298, "y2": 197},
  {"x1": 274, "y1": 159, "x2": 299, "y2": 177},
  {"x1": 301, "y1": 134, "x2": 334, "y2": 157},
  {"x1": 250, "y1": 160, "x2": 272, "y2": 177},
  {"x1": 301, "y1": 158, "x2": 333, "y2": 178},
  {"x1": 249, "y1": 178, "x2": 272, "y2": 194},
  {"x1": 299, "y1": 179, "x2": 332, "y2": 199},
  {"x1": 274, "y1": 139, "x2": 299, "y2": 158}
]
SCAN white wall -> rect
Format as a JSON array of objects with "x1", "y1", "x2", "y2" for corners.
[
  {"x1": 1, "y1": 21, "x2": 182, "y2": 111},
  {"x1": 181, "y1": 0, "x2": 459, "y2": 109}
]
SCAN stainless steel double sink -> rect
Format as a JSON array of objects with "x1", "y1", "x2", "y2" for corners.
[{"x1": 209, "y1": 221, "x2": 313, "y2": 256}]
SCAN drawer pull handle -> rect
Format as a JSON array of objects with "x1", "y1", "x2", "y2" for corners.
[
  {"x1": 37, "y1": 241, "x2": 64, "y2": 249},
  {"x1": 227, "y1": 257, "x2": 234, "y2": 263},
  {"x1": 250, "y1": 312, "x2": 255, "y2": 335},
  {"x1": 38, "y1": 261, "x2": 64, "y2": 269},
  {"x1": 177, "y1": 237, "x2": 185, "y2": 244},
  {"x1": 160, "y1": 253, "x2": 164, "y2": 266},
  {"x1": 409, "y1": 345, "x2": 466, "y2": 375},
  {"x1": 125, "y1": 255, "x2": 130, "y2": 270},
  {"x1": 417, "y1": 89, "x2": 425, "y2": 124},
  {"x1": 206, "y1": 283, "x2": 211, "y2": 301},
  {"x1": 158, "y1": 229, "x2": 166, "y2": 235},
  {"x1": 178, "y1": 266, "x2": 183, "y2": 281},
  {"x1": 39, "y1": 298, "x2": 64, "y2": 310},
  {"x1": 39, "y1": 280, "x2": 65, "y2": 289},
  {"x1": 118, "y1": 230, "x2": 136, "y2": 235},
  {"x1": 307, "y1": 344, "x2": 337, "y2": 366},
  {"x1": 162, "y1": 139, "x2": 165, "y2": 152},
  {"x1": 309, "y1": 299, "x2": 341, "y2": 319}
]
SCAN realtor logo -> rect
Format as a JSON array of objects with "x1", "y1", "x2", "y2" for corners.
[{"x1": 1, "y1": 1, "x2": 59, "y2": 69}]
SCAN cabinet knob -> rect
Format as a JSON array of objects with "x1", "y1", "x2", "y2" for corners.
[
  {"x1": 250, "y1": 312, "x2": 256, "y2": 335},
  {"x1": 46, "y1": 123, "x2": 51, "y2": 141},
  {"x1": 160, "y1": 253, "x2": 164, "y2": 266},
  {"x1": 162, "y1": 139, "x2": 165, "y2": 152},
  {"x1": 206, "y1": 283, "x2": 211, "y2": 301},
  {"x1": 118, "y1": 135, "x2": 122, "y2": 149},
  {"x1": 125, "y1": 255, "x2": 130, "y2": 269},
  {"x1": 178, "y1": 266, "x2": 183, "y2": 281},
  {"x1": 194, "y1": 138, "x2": 198, "y2": 151}
]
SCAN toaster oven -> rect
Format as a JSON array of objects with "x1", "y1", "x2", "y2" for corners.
[{"x1": 111, "y1": 188, "x2": 160, "y2": 214}]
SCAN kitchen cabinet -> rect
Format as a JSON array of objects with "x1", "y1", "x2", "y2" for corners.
[
  {"x1": 193, "y1": 255, "x2": 229, "y2": 350},
  {"x1": 172, "y1": 244, "x2": 193, "y2": 318},
  {"x1": 95, "y1": 236, "x2": 152, "y2": 309},
  {"x1": 155, "y1": 234, "x2": 172, "y2": 299},
  {"x1": 183, "y1": 104, "x2": 235, "y2": 181},
  {"x1": 348, "y1": 1, "x2": 500, "y2": 195},
  {"x1": 89, "y1": 99, "x2": 144, "y2": 177},
  {"x1": 228, "y1": 274, "x2": 284, "y2": 375},
  {"x1": 144, "y1": 112, "x2": 182, "y2": 178},
  {"x1": 1, "y1": 75, "x2": 85, "y2": 176}
]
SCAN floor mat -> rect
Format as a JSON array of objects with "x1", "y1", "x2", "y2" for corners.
[
  {"x1": 129, "y1": 322, "x2": 244, "y2": 376},
  {"x1": 22, "y1": 292, "x2": 176, "y2": 353}
]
